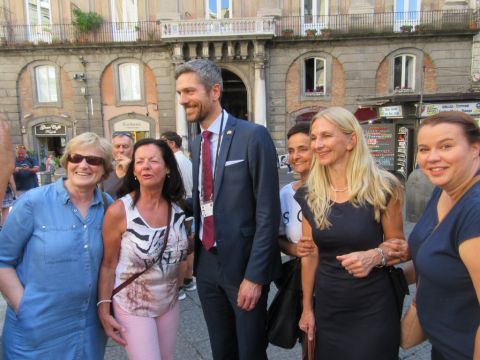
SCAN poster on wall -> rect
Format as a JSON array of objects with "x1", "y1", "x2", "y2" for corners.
[
  {"x1": 361, "y1": 124, "x2": 395, "y2": 171},
  {"x1": 396, "y1": 126, "x2": 411, "y2": 181}
]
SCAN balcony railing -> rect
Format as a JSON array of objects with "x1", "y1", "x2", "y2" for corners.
[
  {"x1": 277, "y1": 9, "x2": 477, "y2": 37},
  {"x1": 162, "y1": 17, "x2": 276, "y2": 39},
  {"x1": 0, "y1": 10, "x2": 476, "y2": 46},
  {"x1": 0, "y1": 21, "x2": 163, "y2": 45}
]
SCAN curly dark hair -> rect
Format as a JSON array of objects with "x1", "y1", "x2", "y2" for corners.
[{"x1": 117, "y1": 138, "x2": 185, "y2": 208}]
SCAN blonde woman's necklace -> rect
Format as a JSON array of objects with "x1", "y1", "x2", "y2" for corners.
[{"x1": 330, "y1": 185, "x2": 348, "y2": 192}]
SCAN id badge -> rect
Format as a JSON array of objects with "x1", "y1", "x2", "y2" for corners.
[{"x1": 201, "y1": 200, "x2": 214, "y2": 218}]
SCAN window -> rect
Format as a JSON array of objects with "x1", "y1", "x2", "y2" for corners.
[
  {"x1": 118, "y1": 63, "x2": 142, "y2": 102},
  {"x1": 394, "y1": 55, "x2": 415, "y2": 92},
  {"x1": 111, "y1": 0, "x2": 138, "y2": 41},
  {"x1": 206, "y1": 0, "x2": 232, "y2": 19},
  {"x1": 302, "y1": 0, "x2": 328, "y2": 34},
  {"x1": 303, "y1": 0, "x2": 327, "y2": 17},
  {"x1": 25, "y1": 0, "x2": 52, "y2": 42},
  {"x1": 35, "y1": 65, "x2": 58, "y2": 103},
  {"x1": 304, "y1": 58, "x2": 326, "y2": 95},
  {"x1": 394, "y1": 0, "x2": 420, "y2": 31}
]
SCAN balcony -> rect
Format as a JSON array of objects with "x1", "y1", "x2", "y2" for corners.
[
  {"x1": 0, "y1": 10, "x2": 476, "y2": 47},
  {"x1": 277, "y1": 9, "x2": 477, "y2": 38},
  {"x1": 161, "y1": 17, "x2": 276, "y2": 40}
]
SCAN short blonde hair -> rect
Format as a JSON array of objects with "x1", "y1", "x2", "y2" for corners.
[
  {"x1": 306, "y1": 107, "x2": 402, "y2": 229},
  {"x1": 60, "y1": 132, "x2": 113, "y2": 181}
]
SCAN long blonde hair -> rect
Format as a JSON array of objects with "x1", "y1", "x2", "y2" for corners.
[{"x1": 306, "y1": 107, "x2": 402, "y2": 229}]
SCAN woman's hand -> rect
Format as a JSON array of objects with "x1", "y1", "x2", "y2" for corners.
[
  {"x1": 299, "y1": 308, "x2": 315, "y2": 341},
  {"x1": 296, "y1": 236, "x2": 315, "y2": 257},
  {"x1": 98, "y1": 304, "x2": 127, "y2": 346},
  {"x1": 380, "y1": 238, "x2": 410, "y2": 265},
  {"x1": 336, "y1": 250, "x2": 379, "y2": 278}
]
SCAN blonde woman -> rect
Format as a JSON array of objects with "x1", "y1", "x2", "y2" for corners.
[{"x1": 296, "y1": 107, "x2": 408, "y2": 359}]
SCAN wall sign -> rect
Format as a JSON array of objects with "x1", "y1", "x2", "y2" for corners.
[
  {"x1": 421, "y1": 102, "x2": 480, "y2": 117},
  {"x1": 114, "y1": 119, "x2": 150, "y2": 131},
  {"x1": 379, "y1": 106, "x2": 403, "y2": 118},
  {"x1": 34, "y1": 123, "x2": 66, "y2": 136},
  {"x1": 361, "y1": 124, "x2": 396, "y2": 171}
]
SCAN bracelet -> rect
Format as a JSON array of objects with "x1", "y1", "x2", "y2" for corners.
[
  {"x1": 96, "y1": 299, "x2": 112, "y2": 307},
  {"x1": 374, "y1": 247, "x2": 387, "y2": 268}
]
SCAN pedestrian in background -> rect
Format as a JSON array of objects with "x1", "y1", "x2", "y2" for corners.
[
  {"x1": 296, "y1": 107, "x2": 408, "y2": 359},
  {"x1": 1, "y1": 176, "x2": 16, "y2": 226},
  {"x1": 0, "y1": 118, "x2": 14, "y2": 225},
  {"x1": 278, "y1": 122, "x2": 315, "y2": 258},
  {"x1": 98, "y1": 139, "x2": 188, "y2": 360},
  {"x1": 102, "y1": 131, "x2": 134, "y2": 199},
  {"x1": 410, "y1": 111, "x2": 480, "y2": 360},
  {"x1": 0, "y1": 132, "x2": 113, "y2": 359},
  {"x1": 45, "y1": 153, "x2": 55, "y2": 173},
  {"x1": 175, "y1": 58, "x2": 281, "y2": 360},
  {"x1": 161, "y1": 130, "x2": 195, "y2": 300},
  {"x1": 13, "y1": 144, "x2": 39, "y2": 197}
]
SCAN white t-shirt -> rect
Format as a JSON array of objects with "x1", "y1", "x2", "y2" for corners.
[
  {"x1": 174, "y1": 151, "x2": 193, "y2": 198},
  {"x1": 279, "y1": 181, "x2": 302, "y2": 244}
]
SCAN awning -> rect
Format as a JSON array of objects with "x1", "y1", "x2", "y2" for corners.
[{"x1": 354, "y1": 107, "x2": 378, "y2": 121}]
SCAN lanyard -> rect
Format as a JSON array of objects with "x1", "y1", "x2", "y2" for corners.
[{"x1": 201, "y1": 110, "x2": 225, "y2": 201}]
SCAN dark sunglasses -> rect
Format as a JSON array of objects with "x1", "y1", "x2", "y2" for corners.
[{"x1": 67, "y1": 154, "x2": 104, "y2": 166}]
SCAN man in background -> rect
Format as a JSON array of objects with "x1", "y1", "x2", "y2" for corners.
[
  {"x1": 161, "y1": 130, "x2": 195, "y2": 300},
  {"x1": 13, "y1": 145, "x2": 38, "y2": 197},
  {"x1": 102, "y1": 131, "x2": 134, "y2": 199}
]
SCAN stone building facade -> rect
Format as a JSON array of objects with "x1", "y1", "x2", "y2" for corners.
[{"x1": 0, "y1": 0, "x2": 478, "y2": 176}]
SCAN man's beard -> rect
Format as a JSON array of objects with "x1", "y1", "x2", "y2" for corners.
[{"x1": 185, "y1": 103, "x2": 210, "y2": 125}]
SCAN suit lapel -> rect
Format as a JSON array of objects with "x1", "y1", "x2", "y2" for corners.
[{"x1": 214, "y1": 116, "x2": 236, "y2": 203}]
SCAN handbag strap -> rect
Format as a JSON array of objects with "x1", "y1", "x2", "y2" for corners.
[
  {"x1": 112, "y1": 203, "x2": 172, "y2": 297},
  {"x1": 100, "y1": 191, "x2": 109, "y2": 213}
]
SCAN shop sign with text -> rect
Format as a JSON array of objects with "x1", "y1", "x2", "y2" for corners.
[
  {"x1": 34, "y1": 123, "x2": 66, "y2": 136},
  {"x1": 379, "y1": 106, "x2": 403, "y2": 118},
  {"x1": 421, "y1": 102, "x2": 480, "y2": 117}
]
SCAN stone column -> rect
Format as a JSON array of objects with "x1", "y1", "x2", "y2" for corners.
[
  {"x1": 175, "y1": 93, "x2": 188, "y2": 144},
  {"x1": 254, "y1": 62, "x2": 267, "y2": 127}
]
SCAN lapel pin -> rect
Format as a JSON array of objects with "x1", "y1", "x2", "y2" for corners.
[{"x1": 226, "y1": 130, "x2": 233, "y2": 136}]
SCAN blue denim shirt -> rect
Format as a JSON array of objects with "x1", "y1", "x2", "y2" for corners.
[{"x1": 0, "y1": 178, "x2": 111, "y2": 359}]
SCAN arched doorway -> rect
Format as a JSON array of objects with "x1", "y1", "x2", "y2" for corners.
[{"x1": 221, "y1": 69, "x2": 247, "y2": 120}]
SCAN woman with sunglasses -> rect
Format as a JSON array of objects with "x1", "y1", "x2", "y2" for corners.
[
  {"x1": 97, "y1": 139, "x2": 188, "y2": 360},
  {"x1": 0, "y1": 132, "x2": 113, "y2": 359}
]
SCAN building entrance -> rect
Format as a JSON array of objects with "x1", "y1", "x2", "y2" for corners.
[{"x1": 221, "y1": 69, "x2": 247, "y2": 120}]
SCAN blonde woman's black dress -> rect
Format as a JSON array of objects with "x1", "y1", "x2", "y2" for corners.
[{"x1": 295, "y1": 188, "x2": 399, "y2": 360}]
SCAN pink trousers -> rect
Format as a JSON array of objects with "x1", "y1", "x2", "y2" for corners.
[{"x1": 113, "y1": 301, "x2": 179, "y2": 360}]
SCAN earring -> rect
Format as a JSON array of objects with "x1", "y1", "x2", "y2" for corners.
[
  {"x1": 167, "y1": 173, "x2": 170, "y2": 178},
  {"x1": 134, "y1": 176, "x2": 137, "y2": 181}
]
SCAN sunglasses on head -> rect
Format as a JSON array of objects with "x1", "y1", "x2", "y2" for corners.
[
  {"x1": 67, "y1": 154, "x2": 104, "y2": 166},
  {"x1": 112, "y1": 131, "x2": 134, "y2": 140}
]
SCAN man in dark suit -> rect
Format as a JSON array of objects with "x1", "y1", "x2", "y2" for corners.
[{"x1": 175, "y1": 59, "x2": 281, "y2": 359}]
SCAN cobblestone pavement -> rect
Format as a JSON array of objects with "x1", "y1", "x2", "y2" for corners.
[{"x1": 0, "y1": 169, "x2": 431, "y2": 359}]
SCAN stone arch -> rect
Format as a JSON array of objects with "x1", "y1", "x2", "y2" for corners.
[
  {"x1": 100, "y1": 57, "x2": 159, "y2": 138},
  {"x1": 219, "y1": 64, "x2": 252, "y2": 120},
  {"x1": 375, "y1": 47, "x2": 436, "y2": 96}
]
